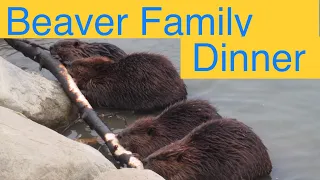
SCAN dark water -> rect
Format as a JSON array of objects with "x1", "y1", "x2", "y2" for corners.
[{"x1": 1, "y1": 38, "x2": 320, "y2": 180}]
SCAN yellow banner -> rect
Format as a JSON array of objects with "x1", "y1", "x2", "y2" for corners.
[{"x1": 0, "y1": 0, "x2": 319, "y2": 79}]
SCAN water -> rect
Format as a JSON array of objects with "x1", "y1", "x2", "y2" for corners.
[{"x1": 1, "y1": 38, "x2": 320, "y2": 180}]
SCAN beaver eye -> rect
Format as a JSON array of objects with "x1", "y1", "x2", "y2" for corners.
[
  {"x1": 147, "y1": 128, "x2": 155, "y2": 136},
  {"x1": 177, "y1": 154, "x2": 183, "y2": 162},
  {"x1": 74, "y1": 41, "x2": 80, "y2": 47},
  {"x1": 157, "y1": 156, "x2": 165, "y2": 161}
]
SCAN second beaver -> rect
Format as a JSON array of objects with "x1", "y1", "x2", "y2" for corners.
[
  {"x1": 143, "y1": 118, "x2": 272, "y2": 180},
  {"x1": 49, "y1": 39, "x2": 127, "y2": 66},
  {"x1": 117, "y1": 99, "x2": 222, "y2": 159},
  {"x1": 66, "y1": 53, "x2": 188, "y2": 112}
]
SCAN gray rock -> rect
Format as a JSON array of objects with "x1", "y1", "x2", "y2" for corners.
[
  {"x1": 0, "y1": 106, "x2": 116, "y2": 180},
  {"x1": 95, "y1": 169, "x2": 165, "y2": 180},
  {"x1": 0, "y1": 106, "x2": 165, "y2": 180},
  {"x1": 0, "y1": 56, "x2": 75, "y2": 129}
]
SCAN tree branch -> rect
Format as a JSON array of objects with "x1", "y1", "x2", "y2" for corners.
[{"x1": 3, "y1": 38, "x2": 143, "y2": 169}]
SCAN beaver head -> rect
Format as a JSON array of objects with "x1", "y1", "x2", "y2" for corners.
[
  {"x1": 142, "y1": 140, "x2": 197, "y2": 180},
  {"x1": 66, "y1": 56, "x2": 114, "y2": 89},
  {"x1": 117, "y1": 116, "x2": 158, "y2": 160},
  {"x1": 143, "y1": 118, "x2": 273, "y2": 180},
  {"x1": 49, "y1": 39, "x2": 127, "y2": 66},
  {"x1": 117, "y1": 99, "x2": 222, "y2": 160}
]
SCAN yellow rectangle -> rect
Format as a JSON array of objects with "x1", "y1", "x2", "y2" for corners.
[{"x1": 0, "y1": 0, "x2": 319, "y2": 79}]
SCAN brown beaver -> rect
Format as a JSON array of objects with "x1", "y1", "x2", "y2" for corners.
[
  {"x1": 49, "y1": 39, "x2": 127, "y2": 66},
  {"x1": 66, "y1": 52, "x2": 188, "y2": 112},
  {"x1": 116, "y1": 99, "x2": 222, "y2": 159},
  {"x1": 143, "y1": 118, "x2": 272, "y2": 180}
]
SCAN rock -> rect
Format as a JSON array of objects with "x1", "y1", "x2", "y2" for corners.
[
  {"x1": 95, "y1": 169, "x2": 165, "y2": 180},
  {"x1": 0, "y1": 56, "x2": 75, "y2": 130},
  {"x1": 0, "y1": 106, "x2": 165, "y2": 180},
  {"x1": 0, "y1": 106, "x2": 116, "y2": 180}
]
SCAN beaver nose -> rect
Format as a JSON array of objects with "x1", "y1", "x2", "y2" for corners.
[{"x1": 49, "y1": 46, "x2": 57, "y2": 55}]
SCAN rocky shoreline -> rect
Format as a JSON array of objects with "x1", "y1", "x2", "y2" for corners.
[
  {"x1": 0, "y1": 56, "x2": 164, "y2": 180},
  {"x1": 0, "y1": 56, "x2": 76, "y2": 131}
]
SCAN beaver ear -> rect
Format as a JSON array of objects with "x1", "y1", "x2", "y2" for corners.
[{"x1": 147, "y1": 127, "x2": 155, "y2": 136}]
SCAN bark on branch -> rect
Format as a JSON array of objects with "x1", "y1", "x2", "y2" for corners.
[{"x1": 3, "y1": 38, "x2": 144, "y2": 169}]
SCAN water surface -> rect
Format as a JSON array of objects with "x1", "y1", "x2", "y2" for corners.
[{"x1": 1, "y1": 38, "x2": 319, "y2": 180}]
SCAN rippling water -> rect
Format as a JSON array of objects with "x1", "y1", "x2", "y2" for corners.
[{"x1": 1, "y1": 38, "x2": 320, "y2": 180}]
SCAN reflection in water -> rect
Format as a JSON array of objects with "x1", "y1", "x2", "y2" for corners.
[{"x1": 1, "y1": 38, "x2": 320, "y2": 180}]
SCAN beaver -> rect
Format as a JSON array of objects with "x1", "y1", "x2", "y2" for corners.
[
  {"x1": 66, "y1": 52, "x2": 188, "y2": 112},
  {"x1": 143, "y1": 118, "x2": 272, "y2": 180},
  {"x1": 49, "y1": 39, "x2": 127, "y2": 66},
  {"x1": 116, "y1": 99, "x2": 222, "y2": 159}
]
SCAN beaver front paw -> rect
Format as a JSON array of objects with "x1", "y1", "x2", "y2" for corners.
[{"x1": 38, "y1": 58, "x2": 44, "y2": 71}]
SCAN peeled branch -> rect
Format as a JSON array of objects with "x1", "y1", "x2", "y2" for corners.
[{"x1": 3, "y1": 38, "x2": 144, "y2": 169}]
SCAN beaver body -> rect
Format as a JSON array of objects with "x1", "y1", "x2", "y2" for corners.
[
  {"x1": 49, "y1": 39, "x2": 127, "y2": 66},
  {"x1": 67, "y1": 53, "x2": 188, "y2": 112},
  {"x1": 117, "y1": 99, "x2": 222, "y2": 159},
  {"x1": 144, "y1": 118, "x2": 272, "y2": 180}
]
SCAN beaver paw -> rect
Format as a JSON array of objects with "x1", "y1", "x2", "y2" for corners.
[
  {"x1": 72, "y1": 78, "x2": 77, "y2": 84},
  {"x1": 64, "y1": 61, "x2": 72, "y2": 66},
  {"x1": 38, "y1": 59, "x2": 44, "y2": 71},
  {"x1": 132, "y1": 153, "x2": 142, "y2": 160}
]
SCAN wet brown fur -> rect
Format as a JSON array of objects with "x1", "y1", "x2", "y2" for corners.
[
  {"x1": 67, "y1": 52, "x2": 188, "y2": 112},
  {"x1": 117, "y1": 99, "x2": 222, "y2": 159},
  {"x1": 144, "y1": 118, "x2": 272, "y2": 180},
  {"x1": 49, "y1": 39, "x2": 127, "y2": 66}
]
